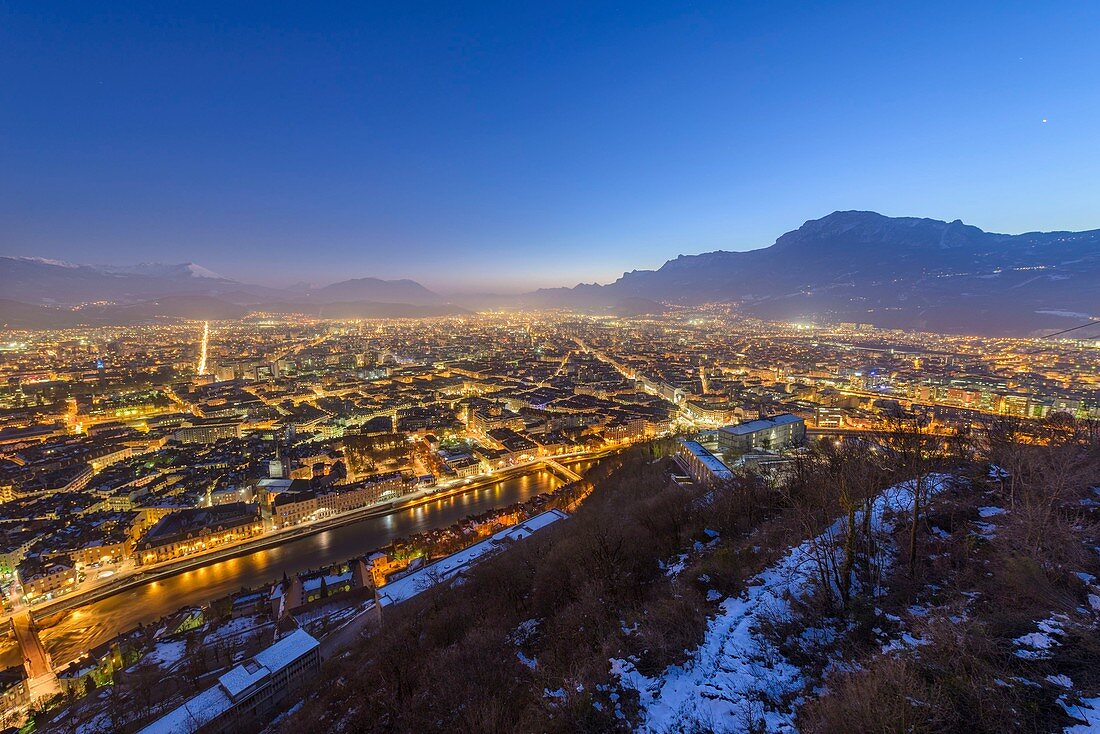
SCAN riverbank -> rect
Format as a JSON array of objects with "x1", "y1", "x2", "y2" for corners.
[
  {"x1": 21, "y1": 452, "x2": 604, "y2": 624},
  {"x1": 0, "y1": 452, "x2": 614, "y2": 673},
  {"x1": 26, "y1": 495, "x2": 587, "y2": 734}
]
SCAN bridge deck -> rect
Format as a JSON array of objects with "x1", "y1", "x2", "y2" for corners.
[
  {"x1": 12, "y1": 610, "x2": 59, "y2": 700},
  {"x1": 542, "y1": 459, "x2": 582, "y2": 483}
]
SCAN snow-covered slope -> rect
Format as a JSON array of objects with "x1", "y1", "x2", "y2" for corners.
[{"x1": 613, "y1": 475, "x2": 952, "y2": 733}]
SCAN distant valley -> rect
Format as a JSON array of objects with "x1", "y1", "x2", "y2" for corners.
[{"x1": 3, "y1": 211, "x2": 1097, "y2": 335}]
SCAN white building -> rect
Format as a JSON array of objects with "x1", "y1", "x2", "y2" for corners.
[{"x1": 137, "y1": 628, "x2": 320, "y2": 734}]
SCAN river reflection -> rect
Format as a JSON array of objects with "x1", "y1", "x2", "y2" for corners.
[{"x1": 4, "y1": 460, "x2": 596, "y2": 670}]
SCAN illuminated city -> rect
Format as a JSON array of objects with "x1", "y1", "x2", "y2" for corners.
[
  {"x1": 0, "y1": 308, "x2": 1096, "y2": 730},
  {"x1": 3, "y1": 2, "x2": 1100, "y2": 733}
]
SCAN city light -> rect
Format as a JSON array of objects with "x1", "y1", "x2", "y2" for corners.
[{"x1": 196, "y1": 321, "x2": 209, "y2": 375}]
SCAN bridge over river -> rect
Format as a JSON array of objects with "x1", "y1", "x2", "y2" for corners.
[{"x1": 10, "y1": 611, "x2": 59, "y2": 703}]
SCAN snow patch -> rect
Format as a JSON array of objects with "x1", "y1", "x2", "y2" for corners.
[
  {"x1": 971, "y1": 521, "x2": 997, "y2": 539},
  {"x1": 1014, "y1": 616, "x2": 1067, "y2": 660},
  {"x1": 10, "y1": 255, "x2": 79, "y2": 268},
  {"x1": 612, "y1": 475, "x2": 952, "y2": 733},
  {"x1": 144, "y1": 639, "x2": 187, "y2": 669},
  {"x1": 881, "y1": 632, "x2": 929, "y2": 654},
  {"x1": 663, "y1": 554, "x2": 689, "y2": 578},
  {"x1": 1062, "y1": 695, "x2": 1100, "y2": 733}
]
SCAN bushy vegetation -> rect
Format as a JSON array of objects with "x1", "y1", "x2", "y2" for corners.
[
  {"x1": 283, "y1": 439, "x2": 792, "y2": 733},
  {"x1": 799, "y1": 416, "x2": 1100, "y2": 733},
  {"x1": 285, "y1": 416, "x2": 1100, "y2": 734}
]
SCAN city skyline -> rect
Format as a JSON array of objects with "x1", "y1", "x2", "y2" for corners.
[
  {"x1": 1, "y1": 308, "x2": 1096, "y2": 732},
  {"x1": 4, "y1": 2, "x2": 1100, "y2": 290},
  {"x1": 2, "y1": 2, "x2": 1098, "y2": 731}
]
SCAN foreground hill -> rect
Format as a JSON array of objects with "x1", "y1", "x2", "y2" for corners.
[
  {"x1": 278, "y1": 420, "x2": 1100, "y2": 734},
  {"x1": 524, "y1": 211, "x2": 1100, "y2": 335}
]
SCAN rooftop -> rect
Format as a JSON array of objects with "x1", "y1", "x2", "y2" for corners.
[
  {"x1": 218, "y1": 658, "x2": 269, "y2": 699},
  {"x1": 679, "y1": 440, "x2": 734, "y2": 480},
  {"x1": 136, "y1": 683, "x2": 233, "y2": 734},
  {"x1": 137, "y1": 629, "x2": 319, "y2": 734},
  {"x1": 719, "y1": 413, "x2": 804, "y2": 436},
  {"x1": 138, "y1": 502, "x2": 259, "y2": 549}
]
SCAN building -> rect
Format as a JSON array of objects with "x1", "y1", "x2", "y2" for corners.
[
  {"x1": 0, "y1": 666, "x2": 29, "y2": 719},
  {"x1": 467, "y1": 404, "x2": 524, "y2": 439},
  {"x1": 601, "y1": 417, "x2": 649, "y2": 444},
  {"x1": 46, "y1": 537, "x2": 133, "y2": 568},
  {"x1": 269, "y1": 559, "x2": 373, "y2": 618},
  {"x1": 440, "y1": 453, "x2": 480, "y2": 478},
  {"x1": 813, "y1": 406, "x2": 846, "y2": 429},
  {"x1": 87, "y1": 445, "x2": 134, "y2": 472},
  {"x1": 676, "y1": 440, "x2": 734, "y2": 484},
  {"x1": 172, "y1": 418, "x2": 243, "y2": 445},
  {"x1": 136, "y1": 503, "x2": 261, "y2": 565},
  {"x1": 0, "y1": 533, "x2": 36, "y2": 579},
  {"x1": 137, "y1": 629, "x2": 321, "y2": 734},
  {"x1": 271, "y1": 472, "x2": 413, "y2": 528},
  {"x1": 254, "y1": 477, "x2": 309, "y2": 512},
  {"x1": 17, "y1": 557, "x2": 79, "y2": 603},
  {"x1": 733, "y1": 451, "x2": 797, "y2": 484},
  {"x1": 683, "y1": 399, "x2": 740, "y2": 427},
  {"x1": 484, "y1": 427, "x2": 539, "y2": 461},
  {"x1": 717, "y1": 413, "x2": 806, "y2": 455}
]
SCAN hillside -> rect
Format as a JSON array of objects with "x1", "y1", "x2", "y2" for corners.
[
  {"x1": 307, "y1": 277, "x2": 443, "y2": 305},
  {"x1": 0, "y1": 257, "x2": 448, "y2": 309},
  {"x1": 6, "y1": 211, "x2": 1099, "y2": 334},
  {"x1": 523, "y1": 211, "x2": 1100, "y2": 335},
  {"x1": 0, "y1": 257, "x2": 458, "y2": 325},
  {"x1": 0, "y1": 256, "x2": 276, "y2": 305},
  {"x1": 278, "y1": 418, "x2": 1100, "y2": 734}
]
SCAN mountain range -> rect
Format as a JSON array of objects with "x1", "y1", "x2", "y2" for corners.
[
  {"x1": 2, "y1": 211, "x2": 1097, "y2": 335},
  {"x1": 520, "y1": 211, "x2": 1100, "y2": 335},
  {"x1": 0, "y1": 257, "x2": 446, "y2": 307},
  {"x1": 0, "y1": 258, "x2": 466, "y2": 327}
]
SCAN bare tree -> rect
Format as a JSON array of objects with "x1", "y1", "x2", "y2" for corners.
[
  {"x1": 877, "y1": 411, "x2": 949, "y2": 574},
  {"x1": 1001, "y1": 415, "x2": 1099, "y2": 565}
]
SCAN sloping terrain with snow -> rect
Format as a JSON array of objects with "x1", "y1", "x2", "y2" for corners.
[{"x1": 613, "y1": 475, "x2": 951, "y2": 733}]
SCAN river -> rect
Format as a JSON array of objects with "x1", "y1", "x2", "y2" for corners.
[{"x1": 2, "y1": 459, "x2": 597, "y2": 671}]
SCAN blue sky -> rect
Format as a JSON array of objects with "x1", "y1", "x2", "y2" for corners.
[{"x1": 2, "y1": 1, "x2": 1099, "y2": 292}]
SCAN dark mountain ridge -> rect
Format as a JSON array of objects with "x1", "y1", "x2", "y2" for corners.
[
  {"x1": 4, "y1": 211, "x2": 1097, "y2": 334},
  {"x1": 306, "y1": 277, "x2": 443, "y2": 305},
  {"x1": 0, "y1": 257, "x2": 448, "y2": 308},
  {"x1": 522, "y1": 211, "x2": 1100, "y2": 335}
]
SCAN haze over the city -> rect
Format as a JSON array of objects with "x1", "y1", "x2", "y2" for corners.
[{"x1": 4, "y1": 1, "x2": 1100, "y2": 291}]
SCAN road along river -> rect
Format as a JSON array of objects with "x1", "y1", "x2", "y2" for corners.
[{"x1": 1, "y1": 458, "x2": 599, "y2": 670}]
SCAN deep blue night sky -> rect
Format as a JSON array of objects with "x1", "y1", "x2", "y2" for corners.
[{"x1": 2, "y1": 1, "x2": 1099, "y2": 292}]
